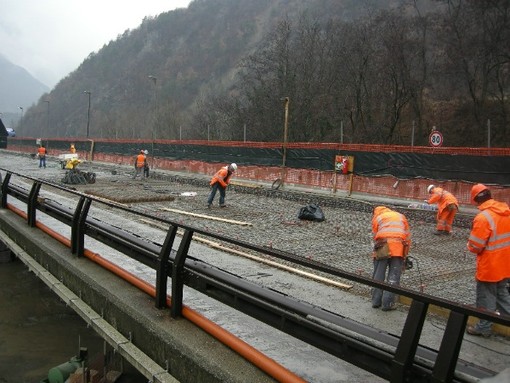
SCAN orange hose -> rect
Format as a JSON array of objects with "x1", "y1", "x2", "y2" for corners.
[{"x1": 6, "y1": 204, "x2": 307, "y2": 382}]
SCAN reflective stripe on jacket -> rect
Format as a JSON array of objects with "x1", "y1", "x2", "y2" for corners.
[
  {"x1": 427, "y1": 187, "x2": 458, "y2": 213},
  {"x1": 210, "y1": 166, "x2": 232, "y2": 188},
  {"x1": 467, "y1": 199, "x2": 510, "y2": 282},
  {"x1": 372, "y1": 206, "x2": 411, "y2": 257}
]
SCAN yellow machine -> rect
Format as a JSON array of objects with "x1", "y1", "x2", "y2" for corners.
[{"x1": 65, "y1": 158, "x2": 81, "y2": 170}]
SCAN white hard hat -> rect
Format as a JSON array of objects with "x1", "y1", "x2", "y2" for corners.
[
  {"x1": 229, "y1": 163, "x2": 237, "y2": 171},
  {"x1": 427, "y1": 184, "x2": 435, "y2": 193},
  {"x1": 143, "y1": 150, "x2": 148, "y2": 155}
]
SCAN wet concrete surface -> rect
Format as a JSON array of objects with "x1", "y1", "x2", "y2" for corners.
[
  {"x1": 25, "y1": 152, "x2": 479, "y2": 304},
  {"x1": 1, "y1": 150, "x2": 510, "y2": 382}
]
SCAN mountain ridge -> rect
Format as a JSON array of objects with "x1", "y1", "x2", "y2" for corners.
[{"x1": 0, "y1": 54, "x2": 49, "y2": 112}]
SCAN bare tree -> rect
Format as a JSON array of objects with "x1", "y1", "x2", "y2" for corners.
[{"x1": 439, "y1": 0, "x2": 510, "y2": 145}]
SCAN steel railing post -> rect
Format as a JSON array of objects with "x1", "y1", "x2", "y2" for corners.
[
  {"x1": 27, "y1": 182, "x2": 42, "y2": 227},
  {"x1": 171, "y1": 229, "x2": 193, "y2": 318},
  {"x1": 73, "y1": 197, "x2": 91, "y2": 257},
  {"x1": 0, "y1": 172, "x2": 11, "y2": 208},
  {"x1": 71, "y1": 197, "x2": 86, "y2": 254},
  {"x1": 155, "y1": 225, "x2": 177, "y2": 309},
  {"x1": 391, "y1": 300, "x2": 429, "y2": 382},
  {"x1": 431, "y1": 311, "x2": 468, "y2": 383}
]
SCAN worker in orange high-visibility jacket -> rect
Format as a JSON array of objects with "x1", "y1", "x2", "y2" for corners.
[
  {"x1": 207, "y1": 163, "x2": 237, "y2": 208},
  {"x1": 133, "y1": 150, "x2": 147, "y2": 179},
  {"x1": 465, "y1": 184, "x2": 510, "y2": 337},
  {"x1": 371, "y1": 206, "x2": 411, "y2": 311},
  {"x1": 426, "y1": 184, "x2": 459, "y2": 235},
  {"x1": 37, "y1": 145, "x2": 47, "y2": 168}
]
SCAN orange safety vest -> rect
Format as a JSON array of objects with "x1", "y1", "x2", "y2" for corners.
[
  {"x1": 467, "y1": 199, "x2": 510, "y2": 282},
  {"x1": 136, "y1": 153, "x2": 146, "y2": 168},
  {"x1": 210, "y1": 166, "x2": 232, "y2": 188},
  {"x1": 372, "y1": 206, "x2": 411, "y2": 257},
  {"x1": 37, "y1": 147, "x2": 47, "y2": 157},
  {"x1": 427, "y1": 187, "x2": 458, "y2": 212}
]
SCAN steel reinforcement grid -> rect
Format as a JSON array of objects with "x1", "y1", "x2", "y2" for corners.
[{"x1": 1, "y1": 167, "x2": 509, "y2": 383}]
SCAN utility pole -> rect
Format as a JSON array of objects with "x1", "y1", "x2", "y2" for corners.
[
  {"x1": 83, "y1": 91, "x2": 91, "y2": 138},
  {"x1": 281, "y1": 97, "x2": 289, "y2": 188},
  {"x1": 43, "y1": 100, "x2": 50, "y2": 138},
  {"x1": 148, "y1": 75, "x2": 157, "y2": 168}
]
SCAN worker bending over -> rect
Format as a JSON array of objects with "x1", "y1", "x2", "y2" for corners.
[
  {"x1": 371, "y1": 206, "x2": 411, "y2": 311},
  {"x1": 426, "y1": 184, "x2": 458, "y2": 235},
  {"x1": 207, "y1": 163, "x2": 237, "y2": 208}
]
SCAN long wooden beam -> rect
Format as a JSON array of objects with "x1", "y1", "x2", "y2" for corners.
[
  {"x1": 140, "y1": 218, "x2": 352, "y2": 290},
  {"x1": 160, "y1": 207, "x2": 252, "y2": 226}
]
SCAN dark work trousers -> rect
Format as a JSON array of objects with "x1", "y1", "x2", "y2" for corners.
[
  {"x1": 372, "y1": 257, "x2": 404, "y2": 309},
  {"x1": 207, "y1": 183, "x2": 226, "y2": 206}
]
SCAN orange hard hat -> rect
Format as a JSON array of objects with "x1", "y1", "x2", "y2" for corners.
[{"x1": 470, "y1": 183, "x2": 489, "y2": 203}]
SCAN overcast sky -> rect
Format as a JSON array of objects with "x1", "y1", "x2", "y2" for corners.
[{"x1": 1, "y1": 0, "x2": 193, "y2": 88}]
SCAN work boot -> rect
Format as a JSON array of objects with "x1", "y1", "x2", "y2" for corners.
[
  {"x1": 433, "y1": 230, "x2": 443, "y2": 235},
  {"x1": 466, "y1": 325, "x2": 491, "y2": 337},
  {"x1": 220, "y1": 204, "x2": 227, "y2": 208},
  {"x1": 207, "y1": 203, "x2": 211, "y2": 209}
]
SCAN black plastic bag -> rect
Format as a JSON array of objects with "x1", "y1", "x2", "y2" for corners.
[{"x1": 298, "y1": 204, "x2": 325, "y2": 222}]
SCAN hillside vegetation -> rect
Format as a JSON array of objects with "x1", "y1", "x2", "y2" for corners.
[{"x1": 18, "y1": 0, "x2": 510, "y2": 147}]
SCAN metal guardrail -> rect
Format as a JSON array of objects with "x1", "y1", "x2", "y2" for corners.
[{"x1": 1, "y1": 168, "x2": 509, "y2": 383}]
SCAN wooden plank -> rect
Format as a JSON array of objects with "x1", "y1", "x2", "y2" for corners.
[
  {"x1": 160, "y1": 207, "x2": 252, "y2": 226},
  {"x1": 139, "y1": 219, "x2": 352, "y2": 290}
]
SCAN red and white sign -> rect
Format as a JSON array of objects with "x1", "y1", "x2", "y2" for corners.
[{"x1": 429, "y1": 131, "x2": 443, "y2": 147}]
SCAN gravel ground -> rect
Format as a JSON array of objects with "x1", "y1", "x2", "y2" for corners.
[{"x1": 6, "y1": 153, "x2": 477, "y2": 306}]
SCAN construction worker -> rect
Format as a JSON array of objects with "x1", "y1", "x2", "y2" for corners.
[
  {"x1": 133, "y1": 150, "x2": 147, "y2": 179},
  {"x1": 207, "y1": 163, "x2": 237, "y2": 208},
  {"x1": 70, "y1": 143, "x2": 76, "y2": 154},
  {"x1": 465, "y1": 184, "x2": 510, "y2": 337},
  {"x1": 371, "y1": 206, "x2": 411, "y2": 311},
  {"x1": 143, "y1": 150, "x2": 150, "y2": 178},
  {"x1": 37, "y1": 145, "x2": 47, "y2": 168},
  {"x1": 426, "y1": 184, "x2": 459, "y2": 235}
]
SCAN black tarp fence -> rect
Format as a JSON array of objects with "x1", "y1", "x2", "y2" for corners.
[
  {"x1": 9, "y1": 139, "x2": 510, "y2": 186},
  {"x1": 0, "y1": 119, "x2": 7, "y2": 149}
]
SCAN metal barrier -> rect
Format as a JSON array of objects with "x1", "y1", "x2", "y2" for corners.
[{"x1": 1, "y1": 168, "x2": 509, "y2": 383}]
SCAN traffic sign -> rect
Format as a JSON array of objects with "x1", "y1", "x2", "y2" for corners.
[{"x1": 429, "y1": 131, "x2": 443, "y2": 147}]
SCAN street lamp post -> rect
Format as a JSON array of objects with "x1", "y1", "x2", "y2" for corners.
[
  {"x1": 148, "y1": 75, "x2": 157, "y2": 168},
  {"x1": 18, "y1": 106, "x2": 24, "y2": 136},
  {"x1": 43, "y1": 100, "x2": 50, "y2": 138},
  {"x1": 83, "y1": 91, "x2": 91, "y2": 138},
  {"x1": 281, "y1": 97, "x2": 290, "y2": 188}
]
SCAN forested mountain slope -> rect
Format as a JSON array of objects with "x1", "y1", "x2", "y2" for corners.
[{"x1": 19, "y1": 0, "x2": 510, "y2": 147}]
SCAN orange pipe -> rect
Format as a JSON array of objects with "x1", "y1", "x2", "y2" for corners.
[
  {"x1": 6, "y1": 203, "x2": 27, "y2": 219},
  {"x1": 6, "y1": 203, "x2": 307, "y2": 382}
]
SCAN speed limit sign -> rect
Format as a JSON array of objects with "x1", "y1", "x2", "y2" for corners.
[{"x1": 429, "y1": 131, "x2": 443, "y2": 147}]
